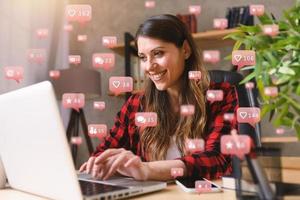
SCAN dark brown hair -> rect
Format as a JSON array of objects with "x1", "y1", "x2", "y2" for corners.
[{"x1": 135, "y1": 14, "x2": 210, "y2": 161}]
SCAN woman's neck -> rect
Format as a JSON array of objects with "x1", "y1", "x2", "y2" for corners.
[{"x1": 167, "y1": 85, "x2": 181, "y2": 114}]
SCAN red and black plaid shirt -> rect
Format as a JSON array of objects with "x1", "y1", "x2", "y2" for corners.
[{"x1": 93, "y1": 82, "x2": 239, "y2": 180}]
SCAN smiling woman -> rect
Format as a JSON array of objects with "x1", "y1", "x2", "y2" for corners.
[{"x1": 79, "y1": 14, "x2": 239, "y2": 182}]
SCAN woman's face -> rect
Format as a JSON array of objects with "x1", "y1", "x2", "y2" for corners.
[{"x1": 137, "y1": 36, "x2": 188, "y2": 91}]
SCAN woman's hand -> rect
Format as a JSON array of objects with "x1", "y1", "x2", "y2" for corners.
[{"x1": 79, "y1": 148, "x2": 149, "y2": 181}]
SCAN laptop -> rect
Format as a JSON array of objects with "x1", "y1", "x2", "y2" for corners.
[{"x1": 0, "y1": 81, "x2": 166, "y2": 200}]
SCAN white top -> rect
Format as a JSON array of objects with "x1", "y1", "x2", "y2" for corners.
[{"x1": 165, "y1": 136, "x2": 181, "y2": 160}]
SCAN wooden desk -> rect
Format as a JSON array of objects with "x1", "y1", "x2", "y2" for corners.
[
  {"x1": 1, "y1": 182, "x2": 299, "y2": 200},
  {"x1": 0, "y1": 182, "x2": 236, "y2": 200}
]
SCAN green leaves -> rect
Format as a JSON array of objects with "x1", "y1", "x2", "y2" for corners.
[{"x1": 226, "y1": 2, "x2": 300, "y2": 139}]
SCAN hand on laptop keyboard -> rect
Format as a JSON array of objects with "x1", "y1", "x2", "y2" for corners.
[{"x1": 79, "y1": 148, "x2": 149, "y2": 181}]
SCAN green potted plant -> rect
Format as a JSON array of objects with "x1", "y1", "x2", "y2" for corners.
[{"x1": 225, "y1": 1, "x2": 300, "y2": 138}]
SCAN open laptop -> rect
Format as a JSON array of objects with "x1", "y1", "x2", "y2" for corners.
[{"x1": 0, "y1": 81, "x2": 166, "y2": 200}]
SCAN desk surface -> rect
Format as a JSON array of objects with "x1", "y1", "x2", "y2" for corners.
[{"x1": 1, "y1": 183, "x2": 299, "y2": 200}]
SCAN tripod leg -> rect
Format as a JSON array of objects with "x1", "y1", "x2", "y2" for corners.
[{"x1": 79, "y1": 109, "x2": 94, "y2": 155}]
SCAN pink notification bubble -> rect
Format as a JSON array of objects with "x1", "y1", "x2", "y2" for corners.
[
  {"x1": 195, "y1": 180, "x2": 212, "y2": 193},
  {"x1": 250, "y1": 5, "x2": 265, "y2": 16},
  {"x1": 237, "y1": 107, "x2": 261, "y2": 128},
  {"x1": 180, "y1": 105, "x2": 195, "y2": 116},
  {"x1": 65, "y1": 4, "x2": 92, "y2": 24},
  {"x1": 49, "y1": 70, "x2": 60, "y2": 79},
  {"x1": 170, "y1": 168, "x2": 184, "y2": 178},
  {"x1": 232, "y1": 50, "x2": 256, "y2": 70},
  {"x1": 36, "y1": 28, "x2": 48, "y2": 39},
  {"x1": 262, "y1": 24, "x2": 279, "y2": 37},
  {"x1": 185, "y1": 139, "x2": 205, "y2": 154},
  {"x1": 70, "y1": 136, "x2": 82, "y2": 145},
  {"x1": 77, "y1": 34, "x2": 87, "y2": 42},
  {"x1": 276, "y1": 128, "x2": 285, "y2": 135},
  {"x1": 93, "y1": 101, "x2": 105, "y2": 111},
  {"x1": 62, "y1": 93, "x2": 85, "y2": 112},
  {"x1": 264, "y1": 86, "x2": 278, "y2": 97},
  {"x1": 189, "y1": 5, "x2": 201, "y2": 15},
  {"x1": 63, "y1": 24, "x2": 73, "y2": 32},
  {"x1": 102, "y1": 36, "x2": 117, "y2": 48},
  {"x1": 245, "y1": 82, "x2": 255, "y2": 90},
  {"x1": 88, "y1": 124, "x2": 107, "y2": 139},
  {"x1": 27, "y1": 49, "x2": 46, "y2": 64},
  {"x1": 109, "y1": 76, "x2": 133, "y2": 95},
  {"x1": 223, "y1": 113, "x2": 235, "y2": 122},
  {"x1": 145, "y1": 1, "x2": 155, "y2": 8},
  {"x1": 135, "y1": 112, "x2": 157, "y2": 127},
  {"x1": 188, "y1": 71, "x2": 201, "y2": 80},
  {"x1": 69, "y1": 55, "x2": 81, "y2": 65},
  {"x1": 93, "y1": 53, "x2": 115, "y2": 71},
  {"x1": 206, "y1": 90, "x2": 224, "y2": 103},
  {"x1": 221, "y1": 134, "x2": 251, "y2": 159},
  {"x1": 213, "y1": 18, "x2": 228, "y2": 30},
  {"x1": 203, "y1": 50, "x2": 220, "y2": 64},
  {"x1": 3, "y1": 66, "x2": 24, "y2": 83}
]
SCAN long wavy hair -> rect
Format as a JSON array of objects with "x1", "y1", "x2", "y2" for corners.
[{"x1": 135, "y1": 14, "x2": 210, "y2": 161}]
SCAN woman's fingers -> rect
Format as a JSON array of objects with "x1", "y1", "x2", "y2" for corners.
[
  {"x1": 103, "y1": 152, "x2": 131, "y2": 180},
  {"x1": 86, "y1": 156, "x2": 96, "y2": 174},
  {"x1": 79, "y1": 162, "x2": 87, "y2": 172},
  {"x1": 124, "y1": 156, "x2": 140, "y2": 168},
  {"x1": 94, "y1": 148, "x2": 125, "y2": 165}
]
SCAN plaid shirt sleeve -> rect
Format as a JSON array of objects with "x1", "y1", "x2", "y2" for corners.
[
  {"x1": 178, "y1": 82, "x2": 239, "y2": 180},
  {"x1": 92, "y1": 94, "x2": 141, "y2": 157}
]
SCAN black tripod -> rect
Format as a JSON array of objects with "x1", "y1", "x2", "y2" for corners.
[{"x1": 66, "y1": 108, "x2": 94, "y2": 165}]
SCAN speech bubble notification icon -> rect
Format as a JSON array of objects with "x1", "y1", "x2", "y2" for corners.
[
  {"x1": 206, "y1": 90, "x2": 224, "y2": 103},
  {"x1": 237, "y1": 107, "x2": 261, "y2": 128},
  {"x1": 189, "y1": 5, "x2": 201, "y2": 15},
  {"x1": 109, "y1": 76, "x2": 133, "y2": 95},
  {"x1": 250, "y1": 4, "x2": 265, "y2": 16},
  {"x1": 36, "y1": 28, "x2": 49, "y2": 39},
  {"x1": 135, "y1": 112, "x2": 157, "y2": 127},
  {"x1": 213, "y1": 18, "x2": 228, "y2": 30},
  {"x1": 69, "y1": 55, "x2": 81, "y2": 65},
  {"x1": 70, "y1": 136, "x2": 83, "y2": 145},
  {"x1": 223, "y1": 113, "x2": 235, "y2": 122},
  {"x1": 4, "y1": 66, "x2": 24, "y2": 83},
  {"x1": 62, "y1": 93, "x2": 85, "y2": 112},
  {"x1": 180, "y1": 105, "x2": 195, "y2": 116},
  {"x1": 264, "y1": 86, "x2": 278, "y2": 97},
  {"x1": 262, "y1": 24, "x2": 279, "y2": 37},
  {"x1": 49, "y1": 70, "x2": 60, "y2": 79},
  {"x1": 188, "y1": 71, "x2": 202, "y2": 80},
  {"x1": 203, "y1": 50, "x2": 220, "y2": 64},
  {"x1": 93, "y1": 101, "x2": 105, "y2": 111},
  {"x1": 88, "y1": 124, "x2": 107, "y2": 139},
  {"x1": 170, "y1": 168, "x2": 184, "y2": 178},
  {"x1": 185, "y1": 139, "x2": 205, "y2": 154},
  {"x1": 27, "y1": 49, "x2": 46, "y2": 64},
  {"x1": 195, "y1": 180, "x2": 212, "y2": 193},
  {"x1": 232, "y1": 50, "x2": 256, "y2": 70},
  {"x1": 102, "y1": 36, "x2": 117, "y2": 48},
  {"x1": 93, "y1": 53, "x2": 115, "y2": 71}
]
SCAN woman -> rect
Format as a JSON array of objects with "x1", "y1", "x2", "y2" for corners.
[{"x1": 79, "y1": 14, "x2": 238, "y2": 181}]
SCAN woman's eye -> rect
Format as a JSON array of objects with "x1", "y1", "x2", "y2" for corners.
[
  {"x1": 154, "y1": 51, "x2": 163, "y2": 57},
  {"x1": 139, "y1": 56, "x2": 146, "y2": 62}
]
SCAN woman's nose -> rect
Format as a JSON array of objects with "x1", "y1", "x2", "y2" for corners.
[{"x1": 145, "y1": 58, "x2": 157, "y2": 71}]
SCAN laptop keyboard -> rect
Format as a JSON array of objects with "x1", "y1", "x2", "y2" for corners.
[{"x1": 79, "y1": 180, "x2": 129, "y2": 196}]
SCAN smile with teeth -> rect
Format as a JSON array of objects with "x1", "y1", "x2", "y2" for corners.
[{"x1": 149, "y1": 70, "x2": 167, "y2": 81}]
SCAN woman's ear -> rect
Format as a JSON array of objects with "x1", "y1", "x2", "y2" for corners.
[{"x1": 183, "y1": 40, "x2": 191, "y2": 59}]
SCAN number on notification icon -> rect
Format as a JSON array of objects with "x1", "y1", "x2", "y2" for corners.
[{"x1": 135, "y1": 112, "x2": 157, "y2": 127}]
